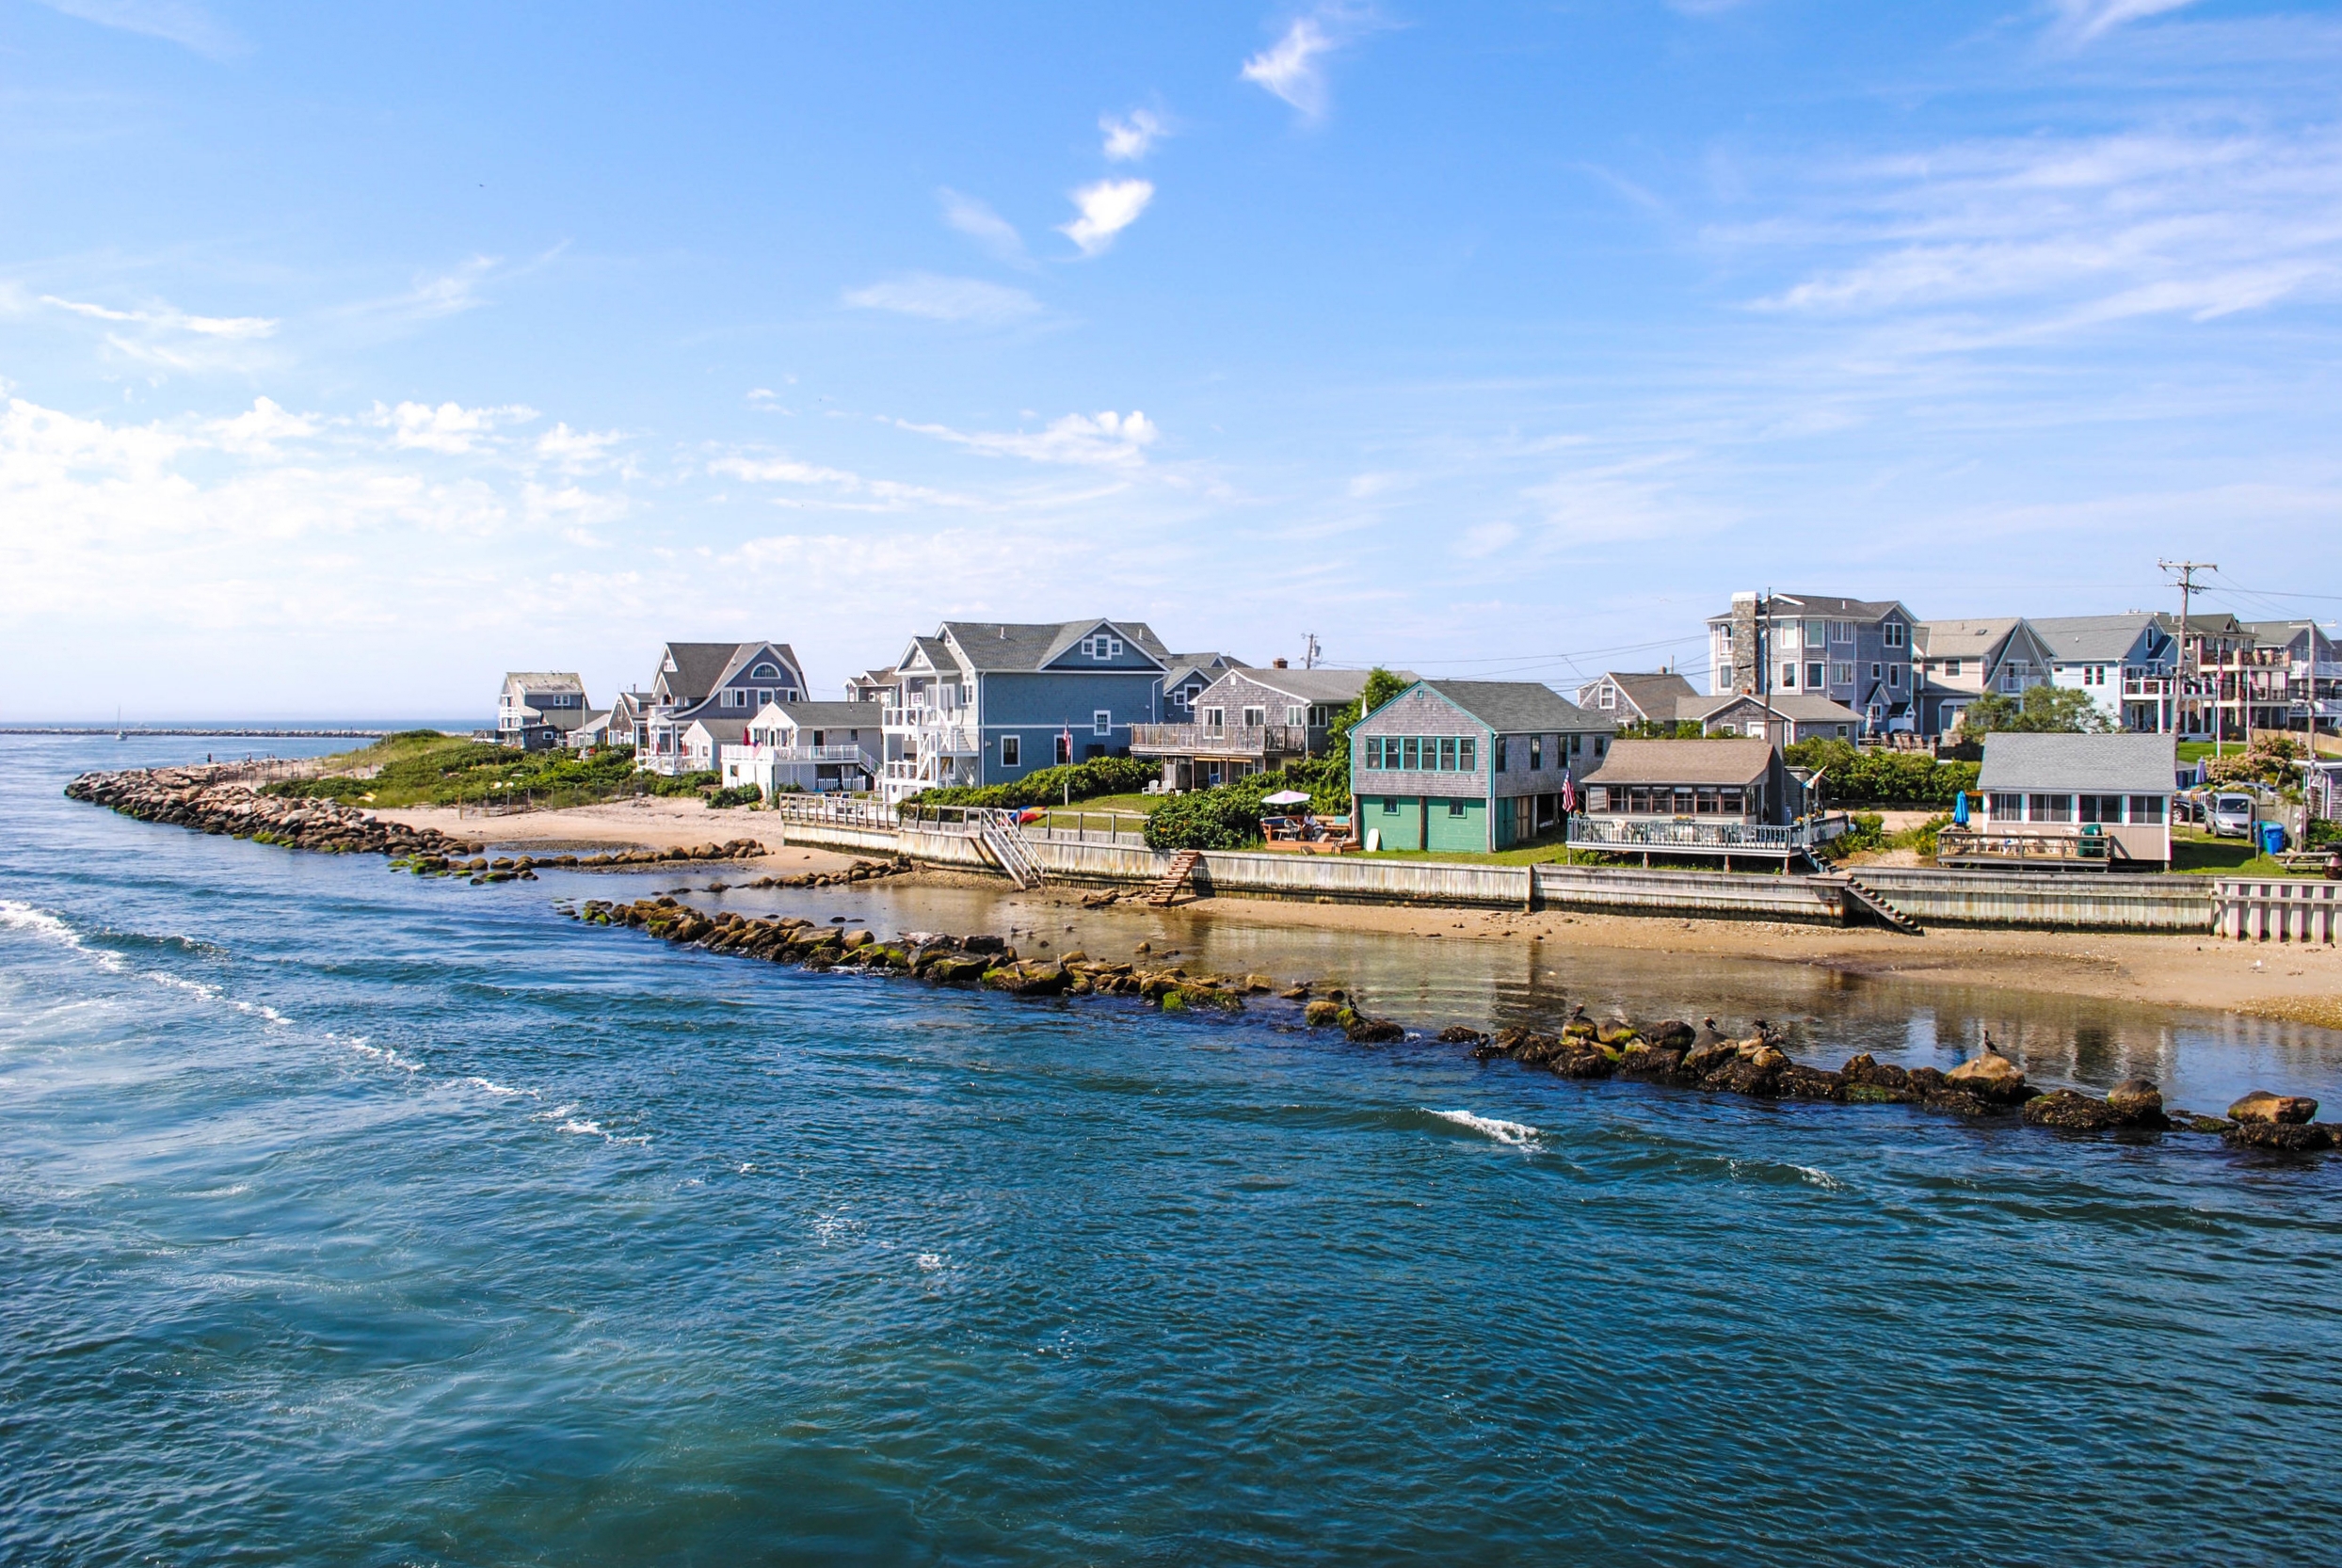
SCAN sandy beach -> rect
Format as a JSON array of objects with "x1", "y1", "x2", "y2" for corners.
[{"x1": 374, "y1": 798, "x2": 864, "y2": 874}]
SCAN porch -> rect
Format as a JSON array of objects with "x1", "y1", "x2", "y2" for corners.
[
  {"x1": 1933, "y1": 826, "x2": 2126, "y2": 870},
  {"x1": 1564, "y1": 811, "x2": 1852, "y2": 869}
]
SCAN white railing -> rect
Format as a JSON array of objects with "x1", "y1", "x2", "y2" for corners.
[
  {"x1": 1565, "y1": 813, "x2": 1849, "y2": 854},
  {"x1": 766, "y1": 795, "x2": 899, "y2": 831},
  {"x1": 737, "y1": 744, "x2": 876, "y2": 765},
  {"x1": 1129, "y1": 722, "x2": 1308, "y2": 756}
]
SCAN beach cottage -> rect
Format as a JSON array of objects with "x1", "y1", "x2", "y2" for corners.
[
  {"x1": 1569, "y1": 738, "x2": 1839, "y2": 868},
  {"x1": 1348, "y1": 680, "x2": 1613, "y2": 852},
  {"x1": 724, "y1": 700, "x2": 883, "y2": 795},
  {"x1": 1938, "y1": 731, "x2": 2177, "y2": 869},
  {"x1": 1132, "y1": 663, "x2": 1409, "y2": 792},
  {"x1": 497, "y1": 672, "x2": 590, "y2": 750}
]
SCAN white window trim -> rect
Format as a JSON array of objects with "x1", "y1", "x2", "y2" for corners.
[
  {"x1": 1093, "y1": 710, "x2": 1113, "y2": 736},
  {"x1": 1000, "y1": 735, "x2": 1020, "y2": 767}
]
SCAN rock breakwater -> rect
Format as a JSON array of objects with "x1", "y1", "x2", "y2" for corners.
[
  {"x1": 576, "y1": 895, "x2": 2339, "y2": 1162},
  {"x1": 68, "y1": 765, "x2": 473, "y2": 860}
]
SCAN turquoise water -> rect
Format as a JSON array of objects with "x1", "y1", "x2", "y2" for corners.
[{"x1": 6, "y1": 735, "x2": 2341, "y2": 1566}]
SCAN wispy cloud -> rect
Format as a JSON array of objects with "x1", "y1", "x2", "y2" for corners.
[
  {"x1": 40, "y1": 294, "x2": 276, "y2": 339},
  {"x1": 370, "y1": 400, "x2": 538, "y2": 455},
  {"x1": 896, "y1": 409, "x2": 1159, "y2": 467},
  {"x1": 535, "y1": 423, "x2": 627, "y2": 472},
  {"x1": 210, "y1": 396, "x2": 316, "y2": 455},
  {"x1": 842, "y1": 272, "x2": 1042, "y2": 324},
  {"x1": 1059, "y1": 180, "x2": 1155, "y2": 258},
  {"x1": 938, "y1": 188, "x2": 1032, "y2": 268},
  {"x1": 28, "y1": 0, "x2": 241, "y2": 59},
  {"x1": 1242, "y1": 7, "x2": 1383, "y2": 121},
  {"x1": 1101, "y1": 108, "x2": 1169, "y2": 163},
  {"x1": 2045, "y1": 0, "x2": 2203, "y2": 47},
  {"x1": 708, "y1": 453, "x2": 973, "y2": 510}
]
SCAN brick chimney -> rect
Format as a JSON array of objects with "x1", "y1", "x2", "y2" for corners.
[{"x1": 1272, "y1": 657, "x2": 1289, "y2": 668}]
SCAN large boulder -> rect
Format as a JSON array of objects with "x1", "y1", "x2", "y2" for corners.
[
  {"x1": 1777, "y1": 1064, "x2": 1847, "y2": 1101},
  {"x1": 1304, "y1": 1000, "x2": 1344, "y2": 1028},
  {"x1": 1705, "y1": 1046, "x2": 1787, "y2": 1097},
  {"x1": 1946, "y1": 1050, "x2": 2033, "y2": 1106},
  {"x1": 2022, "y1": 1089, "x2": 2125, "y2": 1132},
  {"x1": 2228, "y1": 1091, "x2": 2318, "y2": 1126},
  {"x1": 1841, "y1": 1054, "x2": 1919, "y2": 1104},
  {"x1": 1616, "y1": 1043, "x2": 1687, "y2": 1080},
  {"x1": 1436, "y1": 1025, "x2": 1487, "y2": 1045},
  {"x1": 1649, "y1": 1020, "x2": 1697, "y2": 1051},
  {"x1": 2106, "y1": 1079, "x2": 2169, "y2": 1129},
  {"x1": 1340, "y1": 1010, "x2": 1405, "y2": 1044},
  {"x1": 2223, "y1": 1122, "x2": 2337, "y2": 1154}
]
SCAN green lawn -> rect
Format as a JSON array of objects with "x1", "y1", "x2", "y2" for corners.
[{"x1": 2168, "y1": 828, "x2": 2318, "y2": 877}]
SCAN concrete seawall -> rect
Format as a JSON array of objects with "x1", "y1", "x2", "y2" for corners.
[{"x1": 776, "y1": 815, "x2": 2231, "y2": 933}]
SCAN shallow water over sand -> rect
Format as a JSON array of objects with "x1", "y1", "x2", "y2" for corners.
[{"x1": 7, "y1": 735, "x2": 2342, "y2": 1565}]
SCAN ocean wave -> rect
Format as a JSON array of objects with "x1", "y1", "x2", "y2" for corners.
[
  {"x1": 1429, "y1": 1109, "x2": 1541, "y2": 1147},
  {"x1": 0, "y1": 900, "x2": 128, "y2": 973},
  {"x1": 464, "y1": 1076, "x2": 537, "y2": 1099},
  {"x1": 0, "y1": 901, "x2": 295, "y2": 1027}
]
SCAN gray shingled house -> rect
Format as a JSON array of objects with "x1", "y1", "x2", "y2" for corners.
[{"x1": 1349, "y1": 680, "x2": 1614, "y2": 852}]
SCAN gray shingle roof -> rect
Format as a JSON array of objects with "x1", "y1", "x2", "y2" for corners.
[
  {"x1": 1586, "y1": 671, "x2": 1697, "y2": 717},
  {"x1": 1710, "y1": 594, "x2": 1907, "y2": 622},
  {"x1": 1218, "y1": 667, "x2": 1415, "y2": 705},
  {"x1": 939, "y1": 619, "x2": 1172, "y2": 673},
  {"x1": 2027, "y1": 614, "x2": 2164, "y2": 664},
  {"x1": 503, "y1": 671, "x2": 585, "y2": 692},
  {"x1": 1421, "y1": 680, "x2": 1610, "y2": 734},
  {"x1": 765, "y1": 700, "x2": 886, "y2": 729},
  {"x1": 1680, "y1": 693, "x2": 1861, "y2": 724},
  {"x1": 1976, "y1": 732, "x2": 2178, "y2": 794},
  {"x1": 1584, "y1": 738, "x2": 1774, "y2": 787},
  {"x1": 660, "y1": 643, "x2": 747, "y2": 703},
  {"x1": 1912, "y1": 618, "x2": 2021, "y2": 659}
]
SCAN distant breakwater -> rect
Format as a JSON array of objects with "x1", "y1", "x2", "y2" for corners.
[
  {"x1": 12, "y1": 727, "x2": 394, "y2": 738},
  {"x1": 570, "y1": 890, "x2": 2341, "y2": 1160}
]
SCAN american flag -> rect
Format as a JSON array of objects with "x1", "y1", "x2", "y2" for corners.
[{"x1": 1560, "y1": 769, "x2": 1577, "y2": 814}]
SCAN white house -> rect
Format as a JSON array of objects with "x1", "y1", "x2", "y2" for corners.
[
  {"x1": 1947, "y1": 731, "x2": 2178, "y2": 870},
  {"x1": 723, "y1": 700, "x2": 884, "y2": 795}
]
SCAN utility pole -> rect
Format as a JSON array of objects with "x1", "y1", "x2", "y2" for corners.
[
  {"x1": 1302, "y1": 632, "x2": 1321, "y2": 671},
  {"x1": 2160, "y1": 559, "x2": 2217, "y2": 758}
]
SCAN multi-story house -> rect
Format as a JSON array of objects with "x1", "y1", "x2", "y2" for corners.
[
  {"x1": 1573, "y1": 670, "x2": 1698, "y2": 727},
  {"x1": 1678, "y1": 692, "x2": 1861, "y2": 746},
  {"x1": 1131, "y1": 663, "x2": 1408, "y2": 792},
  {"x1": 1161, "y1": 653, "x2": 1249, "y2": 716},
  {"x1": 2029, "y1": 614, "x2": 2177, "y2": 734},
  {"x1": 2158, "y1": 613, "x2": 2286, "y2": 743},
  {"x1": 1706, "y1": 592, "x2": 1917, "y2": 737},
  {"x1": 1349, "y1": 680, "x2": 1614, "y2": 852},
  {"x1": 1912, "y1": 618, "x2": 2053, "y2": 738},
  {"x1": 2245, "y1": 620, "x2": 2342, "y2": 737},
  {"x1": 496, "y1": 672, "x2": 590, "y2": 750},
  {"x1": 721, "y1": 700, "x2": 884, "y2": 796},
  {"x1": 869, "y1": 618, "x2": 1180, "y2": 801},
  {"x1": 635, "y1": 641, "x2": 807, "y2": 776}
]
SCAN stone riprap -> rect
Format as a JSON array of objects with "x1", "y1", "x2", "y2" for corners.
[
  {"x1": 576, "y1": 895, "x2": 2340, "y2": 1160},
  {"x1": 68, "y1": 765, "x2": 475, "y2": 861}
]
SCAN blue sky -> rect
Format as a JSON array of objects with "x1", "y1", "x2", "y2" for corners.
[{"x1": 4, "y1": 0, "x2": 2338, "y2": 718}]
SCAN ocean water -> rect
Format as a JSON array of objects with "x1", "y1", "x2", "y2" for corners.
[{"x1": 5, "y1": 734, "x2": 2341, "y2": 1566}]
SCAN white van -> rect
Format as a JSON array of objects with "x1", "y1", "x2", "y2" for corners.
[{"x1": 2210, "y1": 792, "x2": 2257, "y2": 840}]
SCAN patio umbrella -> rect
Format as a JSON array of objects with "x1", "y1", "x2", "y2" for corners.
[
  {"x1": 1952, "y1": 790, "x2": 1969, "y2": 825},
  {"x1": 1261, "y1": 790, "x2": 1312, "y2": 806}
]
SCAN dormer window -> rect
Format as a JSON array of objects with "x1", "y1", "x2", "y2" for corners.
[{"x1": 1080, "y1": 634, "x2": 1124, "y2": 660}]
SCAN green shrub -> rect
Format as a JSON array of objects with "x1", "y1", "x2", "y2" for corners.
[
  {"x1": 706, "y1": 784, "x2": 763, "y2": 808},
  {"x1": 648, "y1": 770, "x2": 720, "y2": 798},
  {"x1": 1784, "y1": 738, "x2": 1979, "y2": 807},
  {"x1": 1822, "y1": 811, "x2": 1888, "y2": 857},
  {"x1": 911, "y1": 755, "x2": 1156, "y2": 809},
  {"x1": 1143, "y1": 791, "x2": 1264, "y2": 850}
]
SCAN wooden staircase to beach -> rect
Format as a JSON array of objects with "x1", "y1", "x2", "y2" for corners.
[
  {"x1": 1837, "y1": 874, "x2": 1922, "y2": 935},
  {"x1": 1145, "y1": 849, "x2": 1203, "y2": 907}
]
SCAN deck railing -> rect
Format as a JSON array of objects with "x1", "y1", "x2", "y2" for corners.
[
  {"x1": 1128, "y1": 722, "x2": 1307, "y2": 757},
  {"x1": 766, "y1": 795, "x2": 900, "y2": 831},
  {"x1": 1934, "y1": 826, "x2": 2114, "y2": 864},
  {"x1": 1564, "y1": 813, "x2": 1850, "y2": 855},
  {"x1": 734, "y1": 744, "x2": 875, "y2": 765}
]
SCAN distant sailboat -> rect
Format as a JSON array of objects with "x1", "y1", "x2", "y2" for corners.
[{"x1": 117, "y1": 705, "x2": 126, "y2": 742}]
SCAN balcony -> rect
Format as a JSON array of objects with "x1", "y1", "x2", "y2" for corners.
[
  {"x1": 737, "y1": 744, "x2": 875, "y2": 765},
  {"x1": 1129, "y1": 722, "x2": 1309, "y2": 758},
  {"x1": 1564, "y1": 812, "x2": 1850, "y2": 865}
]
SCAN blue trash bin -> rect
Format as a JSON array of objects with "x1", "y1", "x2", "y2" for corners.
[{"x1": 2258, "y1": 822, "x2": 2287, "y2": 856}]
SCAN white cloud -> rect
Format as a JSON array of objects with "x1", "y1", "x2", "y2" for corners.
[
  {"x1": 2046, "y1": 0, "x2": 2202, "y2": 46},
  {"x1": 1101, "y1": 108, "x2": 1168, "y2": 163},
  {"x1": 1241, "y1": 5, "x2": 1392, "y2": 122},
  {"x1": 28, "y1": 0, "x2": 240, "y2": 58},
  {"x1": 707, "y1": 453, "x2": 975, "y2": 510},
  {"x1": 938, "y1": 188, "x2": 1031, "y2": 267},
  {"x1": 211, "y1": 396, "x2": 317, "y2": 455},
  {"x1": 535, "y1": 423, "x2": 626, "y2": 472},
  {"x1": 40, "y1": 294, "x2": 276, "y2": 339},
  {"x1": 842, "y1": 272, "x2": 1042, "y2": 324},
  {"x1": 1058, "y1": 180, "x2": 1155, "y2": 258},
  {"x1": 897, "y1": 409, "x2": 1160, "y2": 468},
  {"x1": 372, "y1": 400, "x2": 538, "y2": 455}
]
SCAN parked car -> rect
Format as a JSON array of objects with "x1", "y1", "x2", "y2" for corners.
[{"x1": 2209, "y1": 792, "x2": 2257, "y2": 840}]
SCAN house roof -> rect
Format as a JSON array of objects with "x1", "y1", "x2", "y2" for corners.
[
  {"x1": 1912, "y1": 619, "x2": 2023, "y2": 660},
  {"x1": 1163, "y1": 651, "x2": 1245, "y2": 690},
  {"x1": 1213, "y1": 666, "x2": 1413, "y2": 705},
  {"x1": 1420, "y1": 680, "x2": 1610, "y2": 734},
  {"x1": 1587, "y1": 671, "x2": 1698, "y2": 716},
  {"x1": 1977, "y1": 732, "x2": 2178, "y2": 794},
  {"x1": 709, "y1": 642, "x2": 804, "y2": 690},
  {"x1": 1681, "y1": 693, "x2": 1862, "y2": 724},
  {"x1": 761, "y1": 700, "x2": 886, "y2": 729},
  {"x1": 503, "y1": 671, "x2": 584, "y2": 692},
  {"x1": 1584, "y1": 738, "x2": 1774, "y2": 787},
  {"x1": 2027, "y1": 614, "x2": 2164, "y2": 664},
  {"x1": 659, "y1": 643, "x2": 747, "y2": 702},
  {"x1": 1710, "y1": 594, "x2": 1907, "y2": 623},
  {"x1": 938, "y1": 619, "x2": 1172, "y2": 673}
]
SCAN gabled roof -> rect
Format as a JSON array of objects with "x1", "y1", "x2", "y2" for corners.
[
  {"x1": 503, "y1": 671, "x2": 584, "y2": 692},
  {"x1": 938, "y1": 619, "x2": 1172, "y2": 673},
  {"x1": 1584, "y1": 738, "x2": 1774, "y2": 787},
  {"x1": 1977, "y1": 732, "x2": 2177, "y2": 794},
  {"x1": 1709, "y1": 594, "x2": 1910, "y2": 623},
  {"x1": 1585, "y1": 671, "x2": 1697, "y2": 717},
  {"x1": 761, "y1": 700, "x2": 886, "y2": 729},
  {"x1": 1206, "y1": 666, "x2": 1413, "y2": 706},
  {"x1": 658, "y1": 643, "x2": 747, "y2": 703},
  {"x1": 709, "y1": 641, "x2": 804, "y2": 690},
  {"x1": 1163, "y1": 651, "x2": 1245, "y2": 690},
  {"x1": 1681, "y1": 693, "x2": 1861, "y2": 724},
  {"x1": 1913, "y1": 619, "x2": 2023, "y2": 659},
  {"x1": 895, "y1": 635, "x2": 957, "y2": 675},
  {"x1": 1417, "y1": 680, "x2": 1610, "y2": 734},
  {"x1": 2028, "y1": 614, "x2": 2166, "y2": 664}
]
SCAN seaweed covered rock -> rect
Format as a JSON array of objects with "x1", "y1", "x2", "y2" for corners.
[
  {"x1": 2106, "y1": 1079, "x2": 2169, "y2": 1129},
  {"x1": 2227, "y1": 1091, "x2": 2318, "y2": 1127},
  {"x1": 1777, "y1": 1064, "x2": 1847, "y2": 1101},
  {"x1": 1304, "y1": 999, "x2": 1344, "y2": 1028},
  {"x1": 1436, "y1": 1025, "x2": 1487, "y2": 1045},
  {"x1": 1616, "y1": 1043, "x2": 1687, "y2": 1080},
  {"x1": 2022, "y1": 1089, "x2": 2124, "y2": 1132},
  {"x1": 1946, "y1": 1048, "x2": 2034, "y2": 1106},
  {"x1": 1340, "y1": 1009, "x2": 1405, "y2": 1044},
  {"x1": 2224, "y1": 1122, "x2": 2337, "y2": 1153}
]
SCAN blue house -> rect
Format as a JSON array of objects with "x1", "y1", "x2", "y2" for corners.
[{"x1": 874, "y1": 619, "x2": 1181, "y2": 800}]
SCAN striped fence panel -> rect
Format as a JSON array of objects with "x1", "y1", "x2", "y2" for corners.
[{"x1": 2214, "y1": 878, "x2": 2342, "y2": 943}]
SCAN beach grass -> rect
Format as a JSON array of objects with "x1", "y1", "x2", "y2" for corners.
[{"x1": 259, "y1": 731, "x2": 700, "y2": 809}]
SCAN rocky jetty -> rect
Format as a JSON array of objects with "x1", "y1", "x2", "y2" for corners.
[
  {"x1": 571, "y1": 892, "x2": 2339, "y2": 1163},
  {"x1": 68, "y1": 765, "x2": 472, "y2": 860}
]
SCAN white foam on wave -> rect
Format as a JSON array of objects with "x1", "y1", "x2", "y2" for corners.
[
  {"x1": 916, "y1": 1253, "x2": 945, "y2": 1272},
  {"x1": 332, "y1": 1033, "x2": 423, "y2": 1073},
  {"x1": 464, "y1": 1076, "x2": 536, "y2": 1098},
  {"x1": 1430, "y1": 1109, "x2": 1541, "y2": 1147},
  {"x1": 1793, "y1": 1164, "x2": 1847, "y2": 1192},
  {"x1": 0, "y1": 900, "x2": 127, "y2": 973}
]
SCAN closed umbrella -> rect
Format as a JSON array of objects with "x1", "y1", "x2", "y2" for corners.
[{"x1": 1952, "y1": 791, "x2": 1969, "y2": 825}]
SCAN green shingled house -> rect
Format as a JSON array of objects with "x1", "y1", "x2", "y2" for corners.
[{"x1": 1348, "y1": 680, "x2": 1616, "y2": 852}]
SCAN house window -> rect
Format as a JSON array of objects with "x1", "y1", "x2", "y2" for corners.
[
  {"x1": 1383, "y1": 797, "x2": 1401, "y2": 815},
  {"x1": 1079, "y1": 635, "x2": 1124, "y2": 660},
  {"x1": 1884, "y1": 622, "x2": 1907, "y2": 648},
  {"x1": 1942, "y1": 659, "x2": 1961, "y2": 678},
  {"x1": 1781, "y1": 664, "x2": 1798, "y2": 689},
  {"x1": 1000, "y1": 735, "x2": 1020, "y2": 768},
  {"x1": 1598, "y1": 687, "x2": 1615, "y2": 709},
  {"x1": 1448, "y1": 800, "x2": 1467, "y2": 817},
  {"x1": 1403, "y1": 737, "x2": 1420, "y2": 770},
  {"x1": 1588, "y1": 787, "x2": 1611, "y2": 810},
  {"x1": 1439, "y1": 737, "x2": 1458, "y2": 770},
  {"x1": 1243, "y1": 706, "x2": 1266, "y2": 728},
  {"x1": 1459, "y1": 738, "x2": 1476, "y2": 770},
  {"x1": 1720, "y1": 788, "x2": 1744, "y2": 814},
  {"x1": 1056, "y1": 733, "x2": 1072, "y2": 765},
  {"x1": 2029, "y1": 793, "x2": 2075, "y2": 823},
  {"x1": 1202, "y1": 707, "x2": 1225, "y2": 730},
  {"x1": 752, "y1": 664, "x2": 779, "y2": 679},
  {"x1": 2079, "y1": 793, "x2": 2127, "y2": 823},
  {"x1": 1833, "y1": 663, "x2": 1853, "y2": 685},
  {"x1": 2129, "y1": 795, "x2": 2166, "y2": 824},
  {"x1": 1888, "y1": 664, "x2": 1903, "y2": 689},
  {"x1": 1804, "y1": 619, "x2": 1825, "y2": 645},
  {"x1": 1806, "y1": 664, "x2": 1823, "y2": 689},
  {"x1": 1286, "y1": 705, "x2": 1307, "y2": 727},
  {"x1": 1871, "y1": 663, "x2": 1883, "y2": 680},
  {"x1": 1530, "y1": 735, "x2": 1544, "y2": 770},
  {"x1": 1090, "y1": 710, "x2": 1112, "y2": 736},
  {"x1": 1836, "y1": 725, "x2": 1850, "y2": 739},
  {"x1": 1989, "y1": 792, "x2": 2024, "y2": 819},
  {"x1": 1832, "y1": 622, "x2": 1853, "y2": 644}
]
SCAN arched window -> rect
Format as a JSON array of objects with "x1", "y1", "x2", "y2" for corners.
[{"x1": 751, "y1": 663, "x2": 779, "y2": 679}]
